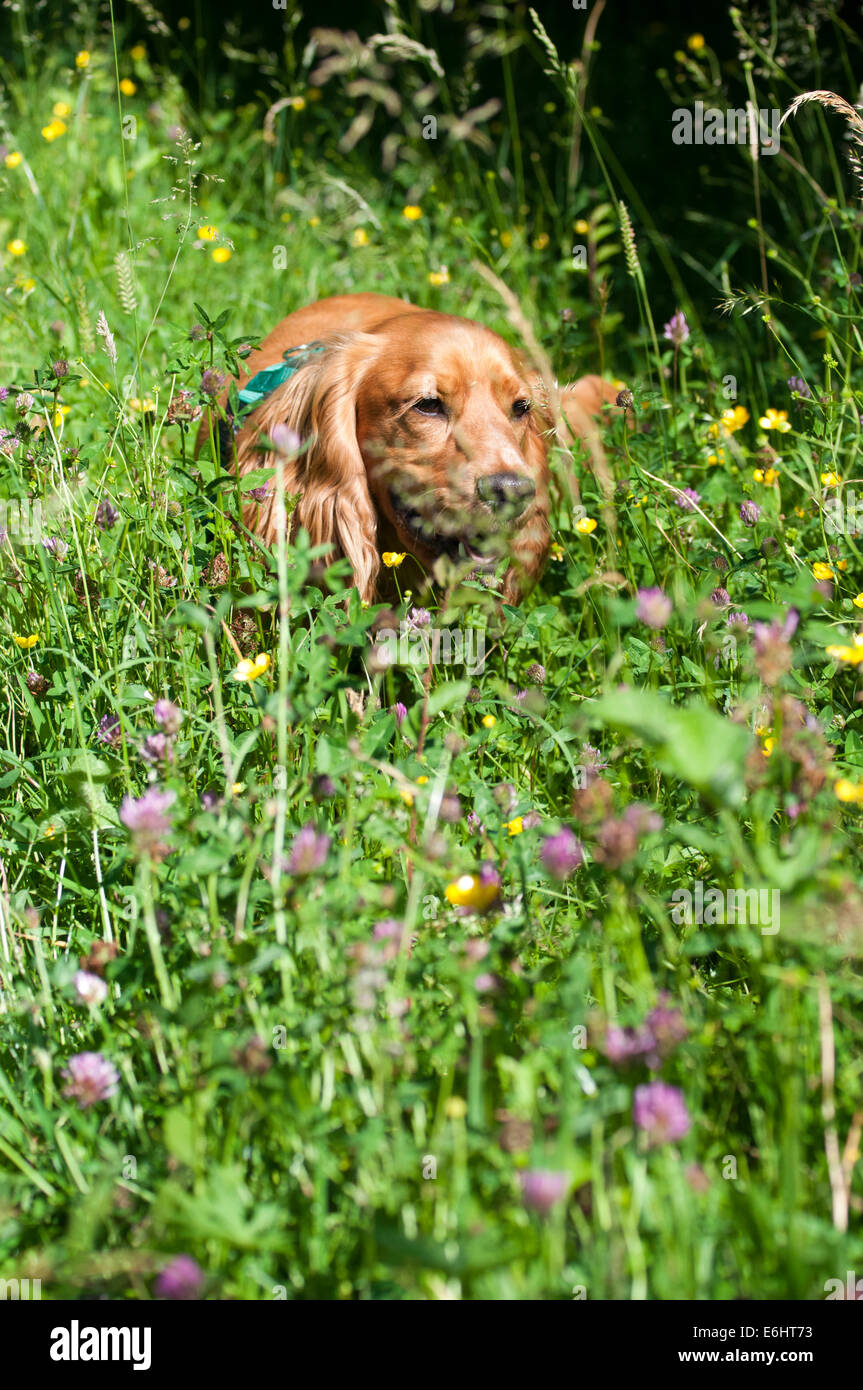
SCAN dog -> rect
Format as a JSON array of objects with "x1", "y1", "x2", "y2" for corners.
[{"x1": 203, "y1": 293, "x2": 616, "y2": 603}]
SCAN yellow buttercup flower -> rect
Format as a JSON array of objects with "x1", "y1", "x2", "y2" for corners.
[
  {"x1": 753, "y1": 467, "x2": 778, "y2": 484},
  {"x1": 821, "y1": 471, "x2": 841, "y2": 487},
  {"x1": 352, "y1": 227, "x2": 369, "y2": 247},
  {"x1": 308, "y1": 216, "x2": 321, "y2": 227},
  {"x1": 533, "y1": 232, "x2": 550, "y2": 250},
  {"x1": 505, "y1": 816, "x2": 524, "y2": 835},
  {"x1": 687, "y1": 34, "x2": 705, "y2": 51},
  {"x1": 549, "y1": 542, "x2": 564, "y2": 561},
  {"x1": 6, "y1": 239, "x2": 27, "y2": 256},
  {"x1": 13, "y1": 633, "x2": 39, "y2": 648},
  {"x1": 574, "y1": 218, "x2": 590, "y2": 235},
  {"x1": 481, "y1": 714, "x2": 496, "y2": 728},
  {"x1": 759, "y1": 407, "x2": 791, "y2": 433},
  {"x1": 428, "y1": 266, "x2": 450, "y2": 286},
  {"x1": 445, "y1": 1096, "x2": 468, "y2": 1119},
  {"x1": 837, "y1": 559, "x2": 848, "y2": 572},
  {"x1": 289, "y1": 96, "x2": 306, "y2": 111},
  {"x1": 382, "y1": 551, "x2": 406, "y2": 567},
  {"x1": 400, "y1": 789, "x2": 414, "y2": 806},
  {"x1": 576, "y1": 516, "x2": 597, "y2": 534},
  {"x1": 416, "y1": 775, "x2": 429, "y2": 785},
  {"x1": 128, "y1": 397, "x2": 156, "y2": 413},
  {"x1": 197, "y1": 224, "x2": 218, "y2": 241},
  {"x1": 41, "y1": 120, "x2": 66, "y2": 141},
  {"x1": 835, "y1": 778, "x2": 863, "y2": 803},
  {"x1": 119, "y1": 79, "x2": 136, "y2": 96},
  {"x1": 130, "y1": 44, "x2": 146, "y2": 61},
  {"x1": 761, "y1": 736, "x2": 775, "y2": 757},
  {"x1": 499, "y1": 230, "x2": 513, "y2": 248},
  {"x1": 53, "y1": 101, "x2": 71, "y2": 118},
  {"x1": 813, "y1": 562, "x2": 834, "y2": 581},
  {"x1": 4, "y1": 152, "x2": 22, "y2": 168},
  {"x1": 402, "y1": 205, "x2": 422, "y2": 221},
  {"x1": 212, "y1": 247, "x2": 231, "y2": 263},
  {"x1": 445, "y1": 873, "x2": 499, "y2": 911},
  {"x1": 721, "y1": 405, "x2": 750, "y2": 433},
  {"x1": 233, "y1": 653, "x2": 271, "y2": 682},
  {"x1": 75, "y1": 50, "x2": 90, "y2": 68},
  {"x1": 826, "y1": 638, "x2": 863, "y2": 665},
  {"x1": 852, "y1": 594, "x2": 863, "y2": 609}
]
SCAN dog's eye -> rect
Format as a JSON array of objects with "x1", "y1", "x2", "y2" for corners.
[
  {"x1": 413, "y1": 396, "x2": 446, "y2": 417},
  {"x1": 513, "y1": 398, "x2": 531, "y2": 418}
]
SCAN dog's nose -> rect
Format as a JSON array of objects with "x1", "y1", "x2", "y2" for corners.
[{"x1": 476, "y1": 472, "x2": 536, "y2": 516}]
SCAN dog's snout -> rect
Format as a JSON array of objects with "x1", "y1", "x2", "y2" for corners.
[{"x1": 476, "y1": 472, "x2": 536, "y2": 516}]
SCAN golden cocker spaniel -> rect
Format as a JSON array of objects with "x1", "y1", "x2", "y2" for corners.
[{"x1": 206, "y1": 293, "x2": 615, "y2": 602}]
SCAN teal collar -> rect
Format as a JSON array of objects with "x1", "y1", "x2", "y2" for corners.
[{"x1": 237, "y1": 340, "x2": 327, "y2": 412}]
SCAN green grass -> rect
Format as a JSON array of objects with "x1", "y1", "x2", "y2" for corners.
[{"x1": 1, "y1": 3, "x2": 863, "y2": 1300}]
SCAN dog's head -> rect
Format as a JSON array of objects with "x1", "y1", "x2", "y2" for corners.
[{"x1": 235, "y1": 309, "x2": 551, "y2": 603}]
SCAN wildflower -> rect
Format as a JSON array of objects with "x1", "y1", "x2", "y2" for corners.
[
  {"x1": 825, "y1": 639, "x2": 863, "y2": 666},
  {"x1": 74, "y1": 970, "x2": 108, "y2": 1005},
  {"x1": 130, "y1": 44, "x2": 146, "y2": 61},
  {"x1": 13, "y1": 633, "x2": 39, "y2": 649},
  {"x1": 687, "y1": 33, "x2": 705, "y2": 50},
  {"x1": 504, "y1": 816, "x2": 524, "y2": 836},
  {"x1": 402, "y1": 205, "x2": 422, "y2": 220},
  {"x1": 155, "y1": 1255, "x2": 204, "y2": 1301},
  {"x1": 212, "y1": 247, "x2": 231, "y2": 264},
  {"x1": 62, "y1": 1052, "x2": 119, "y2": 1107},
  {"x1": 445, "y1": 866, "x2": 501, "y2": 913},
  {"x1": 197, "y1": 224, "x2": 218, "y2": 241},
  {"x1": 519, "y1": 1169, "x2": 569, "y2": 1215},
  {"x1": 6, "y1": 239, "x2": 26, "y2": 256},
  {"x1": 576, "y1": 516, "x2": 597, "y2": 534},
  {"x1": 787, "y1": 376, "x2": 811, "y2": 399},
  {"x1": 200, "y1": 368, "x2": 226, "y2": 398},
  {"x1": 574, "y1": 218, "x2": 590, "y2": 235},
  {"x1": 4, "y1": 152, "x2": 22, "y2": 168},
  {"x1": 42, "y1": 536, "x2": 69, "y2": 558},
  {"x1": 154, "y1": 699, "x2": 183, "y2": 734},
  {"x1": 821, "y1": 471, "x2": 841, "y2": 487},
  {"x1": 635, "y1": 587, "x2": 672, "y2": 630},
  {"x1": 75, "y1": 50, "x2": 91, "y2": 67},
  {"x1": 428, "y1": 266, "x2": 449, "y2": 285},
  {"x1": 119, "y1": 786, "x2": 175, "y2": 860},
  {"x1": 95, "y1": 499, "x2": 120, "y2": 530},
  {"x1": 41, "y1": 120, "x2": 67, "y2": 140},
  {"x1": 740, "y1": 500, "x2": 761, "y2": 527},
  {"x1": 721, "y1": 405, "x2": 749, "y2": 433},
  {"x1": 853, "y1": 595, "x2": 863, "y2": 609},
  {"x1": 633, "y1": 1080, "x2": 691, "y2": 1144},
  {"x1": 753, "y1": 467, "x2": 778, "y2": 484},
  {"x1": 96, "y1": 713, "x2": 121, "y2": 747},
  {"x1": 26, "y1": 671, "x2": 48, "y2": 695},
  {"x1": 391, "y1": 702, "x2": 407, "y2": 726},
  {"x1": 663, "y1": 310, "x2": 689, "y2": 346},
  {"x1": 813, "y1": 562, "x2": 834, "y2": 581},
  {"x1": 119, "y1": 78, "x2": 136, "y2": 96},
  {"x1": 140, "y1": 732, "x2": 172, "y2": 765},
  {"x1": 287, "y1": 824, "x2": 330, "y2": 876},
  {"x1": 835, "y1": 778, "x2": 863, "y2": 803},
  {"x1": 405, "y1": 606, "x2": 431, "y2": 631},
  {"x1": 674, "y1": 487, "x2": 700, "y2": 512},
  {"x1": 533, "y1": 232, "x2": 550, "y2": 250},
  {"x1": 382, "y1": 551, "x2": 406, "y2": 567},
  {"x1": 233, "y1": 653, "x2": 270, "y2": 682},
  {"x1": 594, "y1": 803, "x2": 662, "y2": 870},
  {"x1": 758, "y1": 407, "x2": 791, "y2": 433},
  {"x1": 751, "y1": 609, "x2": 798, "y2": 685},
  {"x1": 481, "y1": 714, "x2": 496, "y2": 728},
  {"x1": 539, "y1": 827, "x2": 583, "y2": 879},
  {"x1": 549, "y1": 542, "x2": 564, "y2": 561}
]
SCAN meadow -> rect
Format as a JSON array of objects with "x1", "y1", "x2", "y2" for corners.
[{"x1": 1, "y1": 0, "x2": 862, "y2": 1300}]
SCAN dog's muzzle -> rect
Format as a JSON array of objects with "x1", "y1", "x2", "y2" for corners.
[{"x1": 476, "y1": 472, "x2": 536, "y2": 518}]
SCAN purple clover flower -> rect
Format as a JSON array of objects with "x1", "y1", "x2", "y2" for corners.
[
  {"x1": 287, "y1": 824, "x2": 330, "y2": 877},
  {"x1": 633, "y1": 1080, "x2": 691, "y2": 1144},
  {"x1": 635, "y1": 587, "x2": 672, "y2": 630},
  {"x1": 155, "y1": 1255, "x2": 204, "y2": 1300},
  {"x1": 539, "y1": 827, "x2": 584, "y2": 879},
  {"x1": 61, "y1": 1052, "x2": 119, "y2": 1107}
]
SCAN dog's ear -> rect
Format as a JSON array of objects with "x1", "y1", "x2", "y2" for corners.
[
  {"x1": 558, "y1": 375, "x2": 620, "y2": 443},
  {"x1": 235, "y1": 333, "x2": 381, "y2": 601}
]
